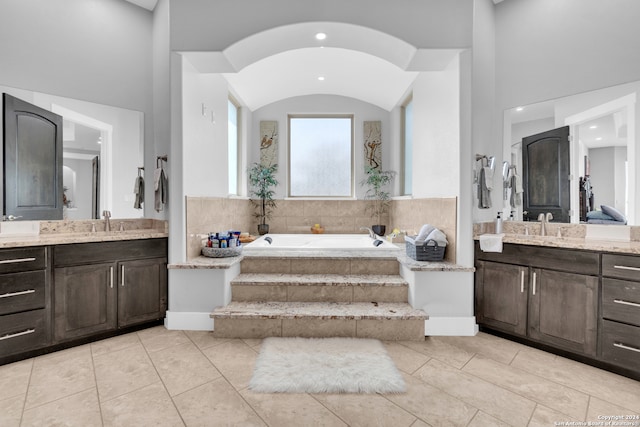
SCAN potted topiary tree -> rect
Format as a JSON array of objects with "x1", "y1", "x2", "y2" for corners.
[
  {"x1": 360, "y1": 166, "x2": 396, "y2": 236},
  {"x1": 248, "y1": 162, "x2": 279, "y2": 235}
]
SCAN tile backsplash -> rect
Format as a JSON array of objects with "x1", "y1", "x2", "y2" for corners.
[{"x1": 186, "y1": 197, "x2": 458, "y2": 262}]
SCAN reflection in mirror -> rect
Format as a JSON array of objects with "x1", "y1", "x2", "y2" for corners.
[
  {"x1": 1, "y1": 85, "x2": 144, "y2": 220},
  {"x1": 503, "y1": 81, "x2": 638, "y2": 226}
]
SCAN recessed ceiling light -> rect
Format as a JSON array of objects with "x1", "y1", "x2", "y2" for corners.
[
  {"x1": 589, "y1": 125, "x2": 598, "y2": 129},
  {"x1": 595, "y1": 137, "x2": 602, "y2": 141},
  {"x1": 315, "y1": 32, "x2": 327, "y2": 40},
  {"x1": 516, "y1": 107, "x2": 524, "y2": 111},
  {"x1": 317, "y1": 76, "x2": 325, "y2": 81}
]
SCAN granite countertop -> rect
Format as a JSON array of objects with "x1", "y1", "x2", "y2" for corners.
[
  {"x1": 476, "y1": 233, "x2": 640, "y2": 255},
  {"x1": 0, "y1": 228, "x2": 168, "y2": 249}
]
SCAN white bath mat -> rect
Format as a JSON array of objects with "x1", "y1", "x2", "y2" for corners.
[{"x1": 249, "y1": 337, "x2": 406, "y2": 394}]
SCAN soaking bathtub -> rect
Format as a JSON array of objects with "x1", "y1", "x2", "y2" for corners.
[{"x1": 243, "y1": 234, "x2": 400, "y2": 250}]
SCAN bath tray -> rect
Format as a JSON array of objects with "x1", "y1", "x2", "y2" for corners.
[{"x1": 202, "y1": 246, "x2": 243, "y2": 258}]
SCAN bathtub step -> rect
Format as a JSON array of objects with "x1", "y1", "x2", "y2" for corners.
[
  {"x1": 210, "y1": 301, "x2": 427, "y2": 341},
  {"x1": 231, "y1": 273, "x2": 408, "y2": 303},
  {"x1": 240, "y1": 256, "x2": 400, "y2": 275}
]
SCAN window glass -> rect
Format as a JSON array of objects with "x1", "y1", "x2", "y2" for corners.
[
  {"x1": 402, "y1": 98, "x2": 413, "y2": 195},
  {"x1": 228, "y1": 99, "x2": 239, "y2": 195},
  {"x1": 289, "y1": 116, "x2": 353, "y2": 197}
]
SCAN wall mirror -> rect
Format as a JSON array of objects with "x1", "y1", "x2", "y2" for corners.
[
  {"x1": 1, "y1": 85, "x2": 144, "y2": 220},
  {"x1": 503, "y1": 80, "x2": 638, "y2": 226}
]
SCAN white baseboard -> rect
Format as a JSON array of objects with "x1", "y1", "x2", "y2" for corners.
[
  {"x1": 164, "y1": 311, "x2": 214, "y2": 331},
  {"x1": 424, "y1": 317, "x2": 478, "y2": 336}
]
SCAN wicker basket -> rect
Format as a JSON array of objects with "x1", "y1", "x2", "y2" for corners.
[{"x1": 406, "y1": 239, "x2": 446, "y2": 261}]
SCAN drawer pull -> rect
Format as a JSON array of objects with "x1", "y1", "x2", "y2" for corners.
[
  {"x1": 0, "y1": 289, "x2": 35, "y2": 299},
  {"x1": 520, "y1": 270, "x2": 525, "y2": 293},
  {"x1": 613, "y1": 265, "x2": 640, "y2": 272},
  {"x1": 614, "y1": 299, "x2": 640, "y2": 308},
  {"x1": 532, "y1": 271, "x2": 537, "y2": 296},
  {"x1": 110, "y1": 267, "x2": 114, "y2": 289},
  {"x1": 0, "y1": 328, "x2": 35, "y2": 341},
  {"x1": 613, "y1": 342, "x2": 640, "y2": 354},
  {"x1": 121, "y1": 265, "x2": 125, "y2": 287},
  {"x1": 0, "y1": 257, "x2": 36, "y2": 265}
]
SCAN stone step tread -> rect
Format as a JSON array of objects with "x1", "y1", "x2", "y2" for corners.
[
  {"x1": 230, "y1": 273, "x2": 408, "y2": 287},
  {"x1": 211, "y1": 301, "x2": 427, "y2": 320}
]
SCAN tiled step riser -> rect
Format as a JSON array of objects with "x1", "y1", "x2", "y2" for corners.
[
  {"x1": 241, "y1": 258, "x2": 399, "y2": 275},
  {"x1": 213, "y1": 318, "x2": 425, "y2": 341},
  {"x1": 231, "y1": 284, "x2": 408, "y2": 303}
]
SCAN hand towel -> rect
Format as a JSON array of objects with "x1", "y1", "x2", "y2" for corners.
[
  {"x1": 479, "y1": 233, "x2": 504, "y2": 253},
  {"x1": 483, "y1": 166, "x2": 495, "y2": 191},
  {"x1": 477, "y1": 167, "x2": 491, "y2": 209},
  {"x1": 134, "y1": 175, "x2": 144, "y2": 209},
  {"x1": 416, "y1": 224, "x2": 435, "y2": 242},
  {"x1": 425, "y1": 229, "x2": 448, "y2": 246},
  {"x1": 154, "y1": 167, "x2": 168, "y2": 212}
]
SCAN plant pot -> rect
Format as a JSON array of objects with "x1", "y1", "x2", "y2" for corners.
[
  {"x1": 372, "y1": 225, "x2": 386, "y2": 236},
  {"x1": 257, "y1": 224, "x2": 270, "y2": 235}
]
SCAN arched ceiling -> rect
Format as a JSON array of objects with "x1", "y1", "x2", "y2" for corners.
[{"x1": 181, "y1": 22, "x2": 461, "y2": 112}]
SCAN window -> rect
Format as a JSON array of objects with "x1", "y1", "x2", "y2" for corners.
[
  {"x1": 288, "y1": 115, "x2": 353, "y2": 197},
  {"x1": 401, "y1": 96, "x2": 413, "y2": 195},
  {"x1": 228, "y1": 98, "x2": 240, "y2": 195}
]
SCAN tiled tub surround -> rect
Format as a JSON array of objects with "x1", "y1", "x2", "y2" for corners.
[{"x1": 185, "y1": 196, "x2": 457, "y2": 262}]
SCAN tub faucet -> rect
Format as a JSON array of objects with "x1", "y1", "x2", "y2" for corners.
[
  {"x1": 102, "y1": 210, "x2": 111, "y2": 232},
  {"x1": 359, "y1": 226, "x2": 375, "y2": 239},
  {"x1": 537, "y1": 212, "x2": 553, "y2": 236}
]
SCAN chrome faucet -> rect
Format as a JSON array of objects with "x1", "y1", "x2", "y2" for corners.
[
  {"x1": 102, "y1": 210, "x2": 111, "y2": 232},
  {"x1": 359, "y1": 226, "x2": 375, "y2": 239},
  {"x1": 537, "y1": 212, "x2": 553, "y2": 236}
]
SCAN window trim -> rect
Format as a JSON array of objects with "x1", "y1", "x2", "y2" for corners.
[
  {"x1": 400, "y1": 94, "x2": 413, "y2": 196},
  {"x1": 228, "y1": 96, "x2": 241, "y2": 196},
  {"x1": 287, "y1": 114, "x2": 355, "y2": 198}
]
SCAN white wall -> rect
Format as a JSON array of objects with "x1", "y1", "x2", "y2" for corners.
[
  {"x1": 63, "y1": 159, "x2": 93, "y2": 220},
  {"x1": 251, "y1": 94, "x2": 391, "y2": 200}
]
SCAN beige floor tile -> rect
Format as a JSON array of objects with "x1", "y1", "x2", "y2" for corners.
[
  {"x1": 101, "y1": 382, "x2": 184, "y2": 427},
  {"x1": 413, "y1": 359, "x2": 535, "y2": 427},
  {"x1": 201, "y1": 339, "x2": 259, "y2": 390},
  {"x1": 148, "y1": 340, "x2": 222, "y2": 396},
  {"x1": 90, "y1": 331, "x2": 141, "y2": 357},
  {"x1": 242, "y1": 338, "x2": 263, "y2": 349},
  {"x1": 409, "y1": 419, "x2": 433, "y2": 427},
  {"x1": 467, "y1": 410, "x2": 513, "y2": 427},
  {"x1": 527, "y1": 404, "x2": 573, "y2": 427},
  {"x1": 385, "y1": 373, "x2": 477, "y2": 427},
  {"x1": 93, "y1": 342, "x2": 160, "y2": 402},
  {"x1": 184, "y1": 329, "x2": 232, "y2": 350},
  {"x1": 312, "y1": 392, "x2": 416, "y2": 427},
  {"x1": 173, "y1": 377, "x2": 265, "y2": 426},
  {"x1": 0, "y1": 394, "x2": 25, "y2": 427},
  {"x1": 241, "y1": 390, "x2": 348, "y2": 427},
  {"x1": 21, "y1": 388, "x2": 102, "y2": 427},
  {"x1": 511, "y1": 350, "x2": 640, "y2": 413},
  {"x1": 399, "y1": 337, "x2": 475, "y2": 369},
  {"x1": 435, "y1": 332, "x2": 524, "y2": 365},
  {"x1": 0, "y1": 358, "x2": 32, "y2": 401},
  {"x1": 25, "y1": 345, "x2": 95, "y2": 409},
  {"x1": 462, "y1": 355, "x2": 589, "y2": 420},
  {"x1": 137, "y1": 325, "x2": 191, "y2": 352},
  {"x1": 587, "y1": 397, "x2": 640, "y2": 422},
  {"x1": 384, "y1": 342, "x2": 430, "y2": 374}
]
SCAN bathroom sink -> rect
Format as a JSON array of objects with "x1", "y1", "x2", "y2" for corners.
[{"x1": 0, "y1": 221, "x2": 40, "y2": 237}]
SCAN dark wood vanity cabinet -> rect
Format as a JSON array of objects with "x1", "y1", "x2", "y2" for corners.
[
  {"x1": 475, "y1": 243, "x2": 599, "y2": 357},
  {"x1": 0, "y1": 247, "x2": 51, "y2": 358},
  {"x1": 53, "y1": 239, "x2": 168, "y2": 343}
]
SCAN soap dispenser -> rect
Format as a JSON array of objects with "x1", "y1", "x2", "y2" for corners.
[{"x1": 495, "y1": 212, "x2": 503, "y2": 234}]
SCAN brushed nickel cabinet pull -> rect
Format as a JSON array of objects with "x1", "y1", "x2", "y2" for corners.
[
  {"x1": 532, "y1": 271, "x2": 537, "y2": 295},
  {"x1": 0, "y1": 328, "x2": 35, "y2": 341},
  {"x1": 110, "y1": 267, "x2": 114, "y2": 289},
  {"x1": 121, "y1": 265, "x2": 125, "y2": 287},
  {"x1": 0, "y1": 289, "x2": 35, "y2": 299},
  {"x1": 614, "y1": 342, "x2": 640, "y2": 354},
  {"x1": 614, "y1": 299, "x2": 640, "y2": 308},
  {"x1": 0, "y1": 257, "x2": 36, "y2": 265},
  {"x1": 520, "y1": 270, "x2": 525, "y2": 293},
  {"x1": 614, "y1": 265, "x2": 640, "y2": 272}
]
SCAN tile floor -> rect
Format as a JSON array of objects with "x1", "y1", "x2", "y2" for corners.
[{"x1": 1, "y1": 327, "x2": 639, "y2": 426}]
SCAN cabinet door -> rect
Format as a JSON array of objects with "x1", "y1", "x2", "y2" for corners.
[
  {"x1": 528, "y1": 268, "x2": 598, "y2": 356},
  {"x1": 54, "y1": 263, "x2": 117, "y2": 342},
  {"x1": 476, "y1": 261, "x2": 528, "y2": 336},
  {"x1": 117, "y1": 258, "x2": 167, "y2": 328}
]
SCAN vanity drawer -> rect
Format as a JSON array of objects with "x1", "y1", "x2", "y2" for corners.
[
  {"x1": 54, "y1": 239, "x2": 167, "y2": 266},
  {"x1": 0, "y1": 247, "x2": 46, "y2": 274},
  {"x1": 602, "y1": 278, "x2": 640, "y2": 327},
  {"x1": 602, "y1": 254, "x2": 640, "y2": 281},
  {"x1": 600, "y1": 320, "x2": 640, "y2": 373},
  {"x1": 0, "y1": 309, "x2": 49, "y2": 358},
  {"x1": 0, "y1": 271, "x2": 46, "y2": 316}
]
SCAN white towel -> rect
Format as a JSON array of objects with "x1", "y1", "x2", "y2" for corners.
[
  {"x1": 425, "y1": 229, "x2": 448, "y2": 246},
  {"x1": 416, "y1": 224, "x2": 435, "y2": 242},
  {"x1": 483, "y1": 166, "x2": 495, "y2": 191},
  {"x1": 479, "y1": 233, "x2": 504, "y2": 253}
]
